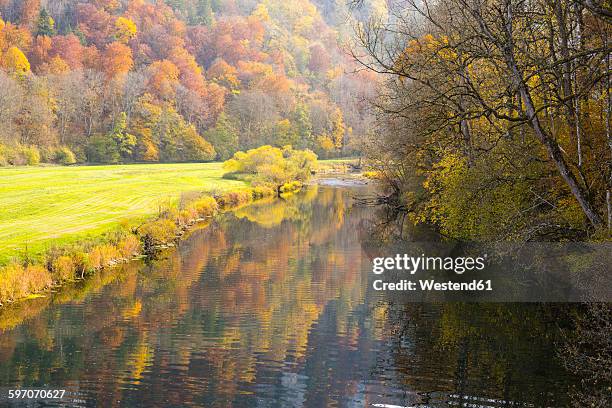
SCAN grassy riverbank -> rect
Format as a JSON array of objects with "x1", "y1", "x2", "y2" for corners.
[
  {"x1": 0, "y1": 162, "x2": 248, "y2": 264},
  {"x1": 0, "y1": 155, "x2": 329, "y2": 305},
  {"x1": 0, "y1": 162, "x2": 271, "y2": 305}
]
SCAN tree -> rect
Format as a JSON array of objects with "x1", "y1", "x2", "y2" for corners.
[
  {"x1": 35, "y1": 8, "x2": 55, "y2": 37},
  {"x1": 20, "y1": 0, "x2": 40, "y2": 29},
  {"x1": 308, "y1": 43, "x2": 330, "y2": 73},
  {"x1": 0, "y1": 0, "x2": 368, "y2": 169},
  {"x1": 29, "y1": 35, "x2": 52, "y2": 71},
  {"x1": 272, "y1": 119, "x2": 299, "y2": 147},
  {"x1": 102, "y1": 42, "x2": 133, "y2": 79},
  {"x1": 86, "y1": 133, "x2": 120, "y2": 163},
  {"x1": 2, "y1": 46, "x2": 31, "y2": 77},
  {"x1": 194, "y1": 0, "x2": 213, "y2": 26},
  {"x1": 291, "y1": 103, "x2": 313, "y2": 149},
  {"x1": 49, "y1": 35, "x2": 86, "y2": 70},
  {"x1": 113, "y1": 17, "x2": 137, "y2": 44},
  {"x1": 223, "y1": 145, "x2": 317, "y2": 192},
  {"x1": 147, "y1": 60, "x2": 180, "y2": 100},
  {"x1": 110, "y1": 112, "x2": 136, "y2": 159},
  {"x1": 352, "y1": 0, "x2": 611, "y2": 235},
  {"x1": 207, "y1": 58, "x2": 240, "y2": 91},
  {"x1": 204, "y1": 112, "x2": 239, "y2": 160},
  {"x1": 0, "y1": 71, "x2": 24, "y2": 142}
]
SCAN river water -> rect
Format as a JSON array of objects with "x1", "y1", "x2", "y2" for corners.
[{"x1": 0, "y1": 184, "x2": 580, "y2": 407}]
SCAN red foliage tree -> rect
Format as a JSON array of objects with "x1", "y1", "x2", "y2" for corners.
[{"x1": 102, "y1": 41, "x2": 133, "y2": 78}]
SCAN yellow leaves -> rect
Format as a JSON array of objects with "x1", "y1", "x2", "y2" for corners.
[
  {"x1": 114, "y1": 16, "x2": 137, "y2": 44},
  {"x1": 396, "y1": 33, "x2": 456, "y2": 76},
  {"x1": 556, "y1": 197, "x2": 586, "y2": 229},
  {"x1": 223, "y1": 145, "x2": 317, "y2": 188},
  {"x1": 330, "y1": 107, "x2": 346, "y2": 148},
  {"x1": 422, "y1": 153, "x2": 466, "y2": 193},
  {"x1": 42, "y1": 56, "x2": 69, "y2": 75},
  {"x1": 2, "y1": 46, "x2": 30, "y2": 77},
  {"x1": 295, "y1": 15, "x2": 315, "y2": 36},
  {"x1": 251, "y1": 3, "x2": 270, "y2": 22},
  {"x1": 325, "y1": 66, "x2": 342, "y2": 81},
  {"x1": 222, "y1": 158, "x2": 241, "y2": 173},
  {"x1": 122, "y1": 300, "x2": 143, "y2": 319},
  {"x1": 317, "y1": 135, "x2": 335, "y2": 151},
  {"x1": 404, "y1": 34, "x2": 437, "y2": 56},
  {"x1": 141, "y1": 139, "x2": 159, "y2": 162}
]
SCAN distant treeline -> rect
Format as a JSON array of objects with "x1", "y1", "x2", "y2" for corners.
[{"x1": 0, "y1": 0, "x2": 379, "y2": 165}]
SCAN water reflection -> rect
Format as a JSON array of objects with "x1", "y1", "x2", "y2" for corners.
[{"x1": 0, "y1": 185, "x2": 583, "y2": 407}]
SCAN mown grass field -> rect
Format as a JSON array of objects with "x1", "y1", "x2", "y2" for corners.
[{"x1": 0, "y1": 163, "x2": 248, "y2": 264}]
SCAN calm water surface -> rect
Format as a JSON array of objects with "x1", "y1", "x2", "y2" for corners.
[{"x1": 0, "y1": 184, "x2": 577, "y2": 407}]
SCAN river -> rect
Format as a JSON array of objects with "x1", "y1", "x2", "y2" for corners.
[{"x1": 0, "y1": 183, "x2": 583, "y2": 407}]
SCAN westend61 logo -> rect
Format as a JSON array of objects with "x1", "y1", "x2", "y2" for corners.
[{"x1": 371, "y1": 254, "x2": 492, "y2": 292}]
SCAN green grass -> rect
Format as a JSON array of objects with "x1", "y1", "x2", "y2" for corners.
[{"x1": 0, "y1": 162, "x2": 248, "y2": 264}]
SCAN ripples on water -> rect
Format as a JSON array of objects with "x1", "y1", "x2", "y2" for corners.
[{"x1": 0, "y1": 185, "x2": 579, "y2": 407}]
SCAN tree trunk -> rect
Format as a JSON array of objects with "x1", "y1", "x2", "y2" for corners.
[
  {"x1": 606, "y1": 48, "x2": 611, "y2": 229},
  {"x1": 502, "y1": 1, "x2": 602, "y2": 227},
  {"x1": 513, "y1": 64, "x2": 602, "y2": 226}
]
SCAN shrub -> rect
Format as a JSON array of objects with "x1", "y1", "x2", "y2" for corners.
[
  {"x1": 363, "y1": 171, "x2": 379, "y2": 179},
  {"x1": 0, "y1": 263, "x2": 52, "y2": 303},
  {"x1": 54, "y1": 146, "x2": 77, "y2": 165},
  {"x1": 0, "y1": 144, "x2": 9, "y2": 166},
  {"x1": 177, "y1": 208, "x2": 196, "y2": 226},
  {"x1": 21, "y1": 145, "x2": 41, "y2": 165},
  {"x1": 0, "y1": 144, "x2": 42, "y2": 166},
  {"x1": 89, "y1": 244, "x2": 120, "y2": 270},
  {"x1": 70, "y1": 251, "x2": 91, "y2": 277},
  {"x1": 191, "y1": 196, "x2": 218, "y2": 218},
  {"x1": 117, "y1": 234, "x2": 140, "y2": 258},
  {"x1": 139, "y1": 218, "x2": 178, "y2": 245},
  {"x1": 252, "y1": 186, "x2": 276, "y2": 199},
  {"x1": 52, "y1": 255, "x2": 76, "y2": 281},
  {"x1": 280, "y1": 181, "x2": 302, "y2": 194},
  {"x1": 223, "y1": 145, "x2": 317, "y2": 191},
  {"x1": 0, "y1": 263, "x2": 25, "y2": 302},
  {"x1": 24, "y1": 265, "x2": 53, "y2": 293},
  {"x1": 216, "y1": 190, "x2": 252, "y2": 208}
]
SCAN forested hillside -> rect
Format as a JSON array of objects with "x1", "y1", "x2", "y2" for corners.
[{"x1": 0, "y1": 0, "x2": 376, "y2": 165}]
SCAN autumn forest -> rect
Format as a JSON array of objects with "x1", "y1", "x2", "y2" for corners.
[
  {"x1": 0, "y1": 1, "x2": 611, "y2": 406},
  {"x1": 0, "y1": 0, "x2": 377, "y2": 165}
]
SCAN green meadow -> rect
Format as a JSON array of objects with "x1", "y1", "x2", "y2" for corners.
[{"x1": 0, "y1": 162, "x2": 248, "y2": 264}]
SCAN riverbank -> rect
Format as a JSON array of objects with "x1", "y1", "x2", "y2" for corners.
[
  {"x1": 0, "y1": 160, "x2": 359, "y2": 263},
  {"x1": 0, "y1": 159, "x2": 362, "y2": 306},
  {"x1": 0, "y1": 162, "x2": 247, "y2": 265},
  {"x1": 0, "y1": 183, "x2": 278, "y2": 306}
]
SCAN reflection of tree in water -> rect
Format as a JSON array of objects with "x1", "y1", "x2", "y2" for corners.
[
  {"x1": 560, "y1": 303, "x2": 611, "y2": 407},
  {"x1": 0, "y1": 186, "x2": 606, "y2": 407},
  {"x1": 232, "y1": 185, "x2": 320, "y2": 228},
  {"x1": 382, "y1": 303, "x2": 580, "y2": 406},
  {"x1": 357, "y1": 207, "x2": 610, "y2": 405}
]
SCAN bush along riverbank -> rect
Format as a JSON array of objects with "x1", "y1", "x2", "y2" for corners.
[{"x1": 0, "y1": 146, "x2": 317, "y2": 306}]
